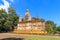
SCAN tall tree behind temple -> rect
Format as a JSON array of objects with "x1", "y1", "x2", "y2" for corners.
[
  {"x1": 45, "y1": 20, "x2": 57, "y2": 34},
  {"x1": 57, "y1": 26, "x2": 60, "y2": 32}
]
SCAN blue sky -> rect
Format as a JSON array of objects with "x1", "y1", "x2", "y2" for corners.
[{"x1": 0, "y1": 0, "x2": 60, "y2": 26}]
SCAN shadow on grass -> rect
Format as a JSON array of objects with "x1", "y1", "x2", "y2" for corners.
[{"x1": 0, "y1": 38, "x2": 24, "y2": 40}]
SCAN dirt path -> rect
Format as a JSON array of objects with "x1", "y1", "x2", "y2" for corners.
[{"x1": 0, "y1": 33, "x2": 60, "y2": 39}]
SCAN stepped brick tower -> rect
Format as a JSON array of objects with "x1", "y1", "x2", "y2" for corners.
[
  {"x1": 15, "y1": 9, "x2": 47, "y2": 34},
  {"x1": 25, "y1": 9, "x2": 31, "y2": 21}
]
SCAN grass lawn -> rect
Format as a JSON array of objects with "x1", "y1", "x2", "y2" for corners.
[{"x1": 24, "y1": 36, "x2": 60, "y2": 40}]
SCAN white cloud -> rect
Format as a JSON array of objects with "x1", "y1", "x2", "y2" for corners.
[
  {"x1": 10, "y1": 0, "x2": 14, "y2": 2},
  {"x1": 0, "y1": 0, "x2": 10, "y2": 13}
]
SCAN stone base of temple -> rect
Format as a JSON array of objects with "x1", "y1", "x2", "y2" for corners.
[{"x1": 13, "y1": 29, "x2": 47, "y2": 35}]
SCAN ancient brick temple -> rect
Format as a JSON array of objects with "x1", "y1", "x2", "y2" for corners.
[
  {"x1": 16, "y1": 9, "x2": 45, "y2": 32},
  {"x1": 17, "y1": 9, "x2": 45, "y2": 31}
]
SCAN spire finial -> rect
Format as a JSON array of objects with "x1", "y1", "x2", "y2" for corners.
[{"x1": 25, "y1": 8, "x2": 31, "y2": 21}]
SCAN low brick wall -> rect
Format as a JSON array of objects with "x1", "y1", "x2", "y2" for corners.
[{"x1": 13, "y1": 30, "x2": 47, "y2": 35}]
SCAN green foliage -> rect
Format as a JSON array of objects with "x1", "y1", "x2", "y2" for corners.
[
  {"x1": 0, "y1": 9, "x2": 7, "y2": 32},
  {"x1": 57, "y1": 26, "x2": 60, "y2": 32},
  {"x1": 45, "y1": 20, "x2": 56, "y2": 34},
  {"x1": 0, "y1": 7, "x2": 18, "y2": 32}
]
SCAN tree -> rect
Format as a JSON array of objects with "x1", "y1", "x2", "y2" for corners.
[
  {"x1": 57, "y1": 26, "x2": 60, "y2": 32},
  {"x1": 0, "y1": 7, "x2": 18, "y2": 32},
  {"x1": 4, "y1": 7, "x2": 18, "y2": 31},
  {"x1": 0, "y1": 9, "x2": 7, "y2": 32},
  {"x1": 45, "y1": 20, "x2": 56, "y2": 34}
]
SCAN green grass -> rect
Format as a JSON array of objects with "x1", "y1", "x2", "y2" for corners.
[{"x1": 24, "y1": 36, "x2": 60, "y2": 40}]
